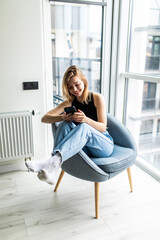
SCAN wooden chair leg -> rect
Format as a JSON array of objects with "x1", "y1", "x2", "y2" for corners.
[
  {"x1": 127, "y1": 167, "x2": 133, "y2": 192},
  {"x1": 54, "y1": 170, "x2": 65, "y2": 192},
  {"x1": 95, "y1": 182, "x2": 100, "y2": 219}
]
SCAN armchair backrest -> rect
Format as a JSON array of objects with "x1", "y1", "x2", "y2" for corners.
[{"x1": 107, "y1": 113, "x2": 137, "y2": 153}]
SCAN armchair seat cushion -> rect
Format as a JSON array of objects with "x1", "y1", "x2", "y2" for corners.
[{"x1": 91, "y1": 145, "x2": 136, "y2": 173}]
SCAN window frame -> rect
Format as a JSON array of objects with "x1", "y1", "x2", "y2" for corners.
[{"x1": 117, "y1": 0, "x2": 160, "y2": 181}]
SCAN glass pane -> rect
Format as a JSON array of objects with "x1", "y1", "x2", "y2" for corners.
[
  {"x1": 51, "y1": 2, "x2": 103, "y2": 102},
  {"x1": 126, "y1": 79, "x2": 160, "y2": 172},
  {"x1": 142, "y1": 82, "x2": 157, "y2": 110},
  {"x1": 50, "y1": 0, "x2": 107, "y2": 5},
  {"x1": 129, "y1": 0, "x2": 160, "y2": 74}
]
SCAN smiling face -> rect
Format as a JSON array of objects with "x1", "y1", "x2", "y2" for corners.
[
  {"x1": 62, "y1": 65, "x2": 88, "y2": 103},
  {"x1": 67, "y1": 76, "x2": 85, "y2": 99}
]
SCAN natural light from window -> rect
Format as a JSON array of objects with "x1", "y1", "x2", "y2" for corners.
[
  {"x1": 125, "y1": 0, "x2": 160, "y2": 177},
  {"x1": 50, "y1": 2, "x2": 103, "y2": 105}
]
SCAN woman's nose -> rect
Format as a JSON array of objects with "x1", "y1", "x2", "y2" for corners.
[{"x1": 73, "y1": 86, "x2": 77, "y2": 91}]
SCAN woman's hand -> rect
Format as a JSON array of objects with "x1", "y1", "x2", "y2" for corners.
[
  {"x1": 71, "y1": 109, "x2": 88, "y2": 123},
  {"x1": 61, "y1": 109, "x2": 87, "y2": 122},
  {"x1": 62, "y1": 109, "x2": 88, "y2": 123},
  {"x1": 62, "y1": 113, "x2": 73, "y2": 122}
]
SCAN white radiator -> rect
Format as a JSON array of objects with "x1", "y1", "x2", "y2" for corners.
[{"x1": 0, "y1": 111, "x2": 34, "y2": 161}]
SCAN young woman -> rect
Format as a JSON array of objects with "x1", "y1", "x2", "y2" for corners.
[{"x1": 25, "y1": 65, "x2": 114, "y2": 184}]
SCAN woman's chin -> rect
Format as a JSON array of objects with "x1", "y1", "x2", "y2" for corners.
[{"x1": 74, "y1": 92, "x2": 81, "y2": 97}]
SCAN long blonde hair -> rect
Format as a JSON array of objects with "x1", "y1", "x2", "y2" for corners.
[{"x1": 62, "y1": 65, "x2": 89, "y2": 103}]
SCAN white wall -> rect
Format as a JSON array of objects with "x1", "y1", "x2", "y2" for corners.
[{"x1": 0, "y1": 0, "x2": 53, "y2": 171}]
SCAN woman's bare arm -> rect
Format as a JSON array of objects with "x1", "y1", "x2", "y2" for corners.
[
  {"x1": 71, "y1": 93, "x2": 107, "y2": 132},
  {"x1": 41, "y1": 100, "x2": 71, "y2": 124}
]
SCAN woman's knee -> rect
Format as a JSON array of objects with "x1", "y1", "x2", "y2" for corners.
[
  {"x1": 57, "y1": 121, "x2": 71, "y2": 130},
  {"x1": 56, "y1": 121, "x2": 76, "y2": 135},
  {"x1": 77, "y1": 122, "x2": 88, "y2": 130},
  {"x1": 77, "y1": 122, "x2": 94, "y2": 133},
  {"x1": 54, "y1": 121, "x2": 76, "y2": 147}
]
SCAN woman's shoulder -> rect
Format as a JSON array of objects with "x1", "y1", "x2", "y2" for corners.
[
  {"x1": 92, "y1": 92, "x2": 105, "y2": 108},
  {"x1": 93, "y1": 92, "x2": 105, "y2": 101}
]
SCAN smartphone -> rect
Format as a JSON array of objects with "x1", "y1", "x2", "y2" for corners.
[{"x1": 64, "y1": 106, "x2": 77, "y2": 114}]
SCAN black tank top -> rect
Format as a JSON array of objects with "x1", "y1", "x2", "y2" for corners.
[{"x1": 72, "y1": 92, "x2": 98, "y2": 122}]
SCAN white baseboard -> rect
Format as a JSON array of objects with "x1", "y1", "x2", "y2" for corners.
[{"x1": 0, "y1": 159, "x2": 27, "y2": 173}]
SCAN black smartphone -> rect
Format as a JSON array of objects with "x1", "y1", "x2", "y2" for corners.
[{"x1": 64, "y1": 106, "x2": 77, "y2": 114}]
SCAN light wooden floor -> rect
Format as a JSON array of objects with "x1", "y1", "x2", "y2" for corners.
[{"x1": 1, "y1": 164, "x2": 160, "y2": 240}]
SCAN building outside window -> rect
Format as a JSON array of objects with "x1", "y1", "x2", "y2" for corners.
[
  {"x1": 146, "y1": 36, "x2": 160, "y2": 71},
  {"x1": 142, "y1": 82, "x2": 157, "y2": 110},
  {"x1": 50, "y1": 1, "x2": 104, "y2": 105},
  {"x1": 124, "y1": 0, "x2": 160, "y2": 177}
]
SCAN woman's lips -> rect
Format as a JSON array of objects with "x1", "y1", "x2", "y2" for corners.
[{"x1": 74, "y1": 91, "x2": 80, "y2": 95}]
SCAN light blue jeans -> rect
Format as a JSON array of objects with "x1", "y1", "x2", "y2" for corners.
[{"x1": 53, "y1": 121, "x2": 114, "y2": 162}]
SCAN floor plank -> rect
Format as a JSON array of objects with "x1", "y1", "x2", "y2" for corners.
[{"x1": 0, "y1": 165, "x2": 160, "y2": 240}]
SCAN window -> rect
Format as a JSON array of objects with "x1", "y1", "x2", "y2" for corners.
[
  {"x1": 50, "y1": 1, "x2": 105, "y2": 104},
  {"x1": 140, "y1": 119, "x2": 153, "y2": 135},
  {"x1": 129, "y1": 0, "x2": 160, "y2": 74},
  {"x1": 121, "y1": 0, "x2": 160, "y2": 179},
  {"x1": 157, "y1": 119, "x2": 160, "y2": 133},
  {"x1": 145, "y1": 36, "x2": 160, "y2": 71},
  {"x1": 142, "y1": 82, "x2": 156, "y2": 110}
]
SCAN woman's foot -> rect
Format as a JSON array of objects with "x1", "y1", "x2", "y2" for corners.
[
  {"x1": 25, "y1": 160, "x2": 44, "y2": 172},
  {"x1": 37, "y1": 169, "x2": 55, "y2": 185},
  {"x1": 25, "y1": 154, "x2": 61, "y2": 173}
]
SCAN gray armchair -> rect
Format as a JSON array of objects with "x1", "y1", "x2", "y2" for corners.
[{"x1": 52, "y1": 113, "x2": 137, "y2": 219}]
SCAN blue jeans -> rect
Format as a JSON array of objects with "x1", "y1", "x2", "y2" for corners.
[{"x1": 53, "y1": 121, "x2": 114, "y2": 162}]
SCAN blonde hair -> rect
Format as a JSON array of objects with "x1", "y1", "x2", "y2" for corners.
[{"x1": 62, "y1": 65, "x2": 89, "y2": 103}]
